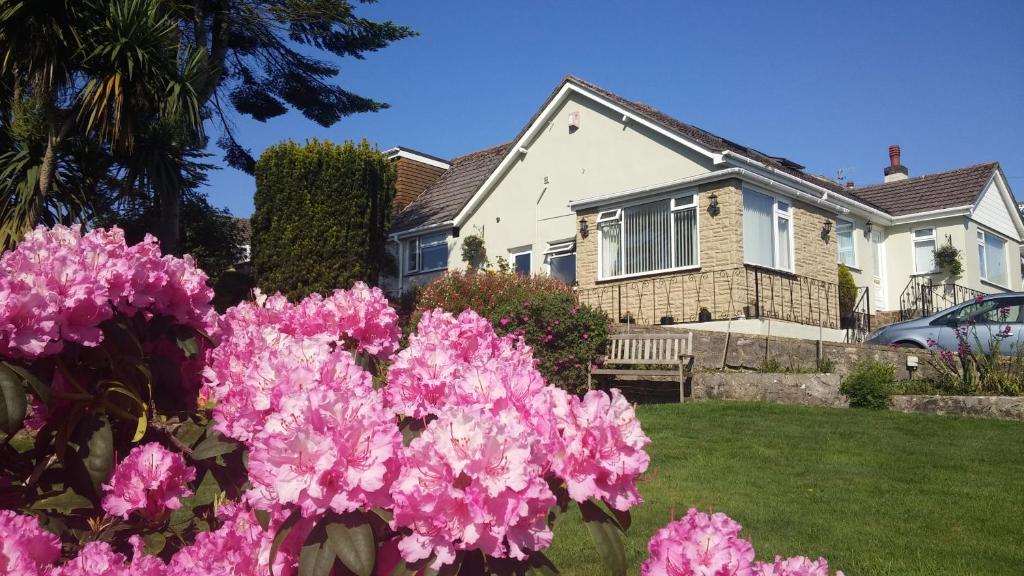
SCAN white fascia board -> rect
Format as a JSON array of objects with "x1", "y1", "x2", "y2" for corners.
[
  {"x1": 386, "y1": 149, "x2": 450, "y2": 170},
  {"x1": 451, "y1": 82, "x2": 720, "y2": 228},
  {"x1": 891, "y1": 206, "x2": 972, "y2": 225},
  {"x1": 391, "y1": 221, "x2": 454, "y2": 241},
  {"x1": 568, "y1": 167, "x2": 850, "y2": 215}
]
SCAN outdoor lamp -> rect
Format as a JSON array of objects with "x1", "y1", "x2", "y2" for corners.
[
  {"x1": 865, "y1": 221, "x2": 873, "y2": 235},
  {"x1": 579, "y1": 217, "x2": 589, "y2": 238},
  {"x1": 708, "y1": 192, "x2": 720, "y2": 216},
  {"x1": 821, "y1": 220, "x2": 833, "y2": 239}
]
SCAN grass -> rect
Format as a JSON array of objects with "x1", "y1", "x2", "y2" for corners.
[{"x1": 545, "y1": 401, "x2": 1024, "y2": 575}]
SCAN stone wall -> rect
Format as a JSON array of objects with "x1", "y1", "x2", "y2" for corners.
[
  {"x1": 691, "y1": 372, "x2": 846, "y2": 408},
  {"x1": 890, "y1": 395, "x2": 1024, "y2": 421}
]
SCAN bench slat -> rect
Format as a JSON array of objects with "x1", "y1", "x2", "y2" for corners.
[{"x1": 591, "y1": 368, "x2": 680, "y2": 377}]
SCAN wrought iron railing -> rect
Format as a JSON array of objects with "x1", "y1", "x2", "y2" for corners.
[
  {"x1": 844, "y1": 287, "x2": 871, "y2": 342},
  {"x1": 898, "y1": 276, "x2": 984, "y2": 321},
  {"x1": 575, "y1": 265, "x2": 840, "y2": 329}
]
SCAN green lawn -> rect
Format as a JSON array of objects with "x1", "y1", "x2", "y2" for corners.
[{"x1": 546, "y1": 401, "x2": 1024, "y2": 575}]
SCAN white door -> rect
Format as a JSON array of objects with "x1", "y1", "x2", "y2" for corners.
[{"x1": 871, "y1": 229, "x2": 887, "y2": 311}]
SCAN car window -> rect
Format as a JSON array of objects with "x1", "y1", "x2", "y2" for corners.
[{"x1": 949, "y1": 298, "x2": 1024, "y2": 324}]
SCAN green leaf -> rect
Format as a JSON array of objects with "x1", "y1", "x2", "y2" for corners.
[
  {"x1": 255, "y1": 509, "x2": 271, "y2": 531},
  {"x1": 579, "y1": 500, "x2": 627, "y2": 576},
  {"x1": 269, "y1": 508, "x2": 302, "y2": 576},
  {"x1": 299, "y1": 522, "x2": 338, "y2": 576},
  {"x1": 30, "y1": 489, "x2": 94, "y2": 513},
  {"x1": 325, "y1": 517, "x2": 375, "y2": 576},
  {"x1": 132, "y1": 411, "x2": 148, "y2": 442},
  {"x1": 0, "y1": 363, "x2": 27, "y2": 435},
  {"x1": 192, "y1": 430, "x2": 238, "y2": 460},
  {"x1": 391, "y1": 562, "x2": 419, "y2": 576},
  {"x1": 68, "y1": 414, "x2": 114, "y2": 497},
  {"x1": 176, "y1": 335, "x2": 200, "y2": 357},
  {"x1": 174, "y1": 419, "x2": 205, "y2": 447},
  {"x1": 524, "y1": 552, "x2": 561, "y2": 575},
  {"x1": 142, "y1": 532, "x2": 166, "y2": 555},
  {"x1": 3, "y1": 362, "x2": 49, "y2": 403}
]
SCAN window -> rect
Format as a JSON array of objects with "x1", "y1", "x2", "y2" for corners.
[
  {"x1": 404, "y1": 232, "x2": 448, "y2": 275},
  {"x1": 596, "y1": 193, "x2": 698, "y2": 279},
  {"x1": 912, "y1": 227, "x2": 936, "y2": 274},
  {"x1": 977, "y1": 229, "x2": 1007, "y2": 286},
  {"x1": 946, "y1": 297, "x2": 1024, "y2": 325},
  {"x1": 544, "y1": 241, "x2": 576, "y2": 284},
  {"x1": 743, "y1": 188, "x2": 793, "y2": 271},
  {"x1": 836, "y1": 219, "x2": 855, "y2": 267},
  {"x1": 511, "y1": 249, "x2": 532, "y2": 276}
]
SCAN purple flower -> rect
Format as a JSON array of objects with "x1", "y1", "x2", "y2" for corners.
[{"x1": 975, "y1": 294, "x2": 985, "y2": 304}]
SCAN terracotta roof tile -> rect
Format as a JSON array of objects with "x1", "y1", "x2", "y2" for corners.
[{"x1": 848, "y1": 162, "x2": 997, "y2": 216}]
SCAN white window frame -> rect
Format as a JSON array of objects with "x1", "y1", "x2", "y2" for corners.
[
  {"x1": 544, "y1": 240, "x2": 576, "y2": 284},
  {"x1": 911, "y1": 227, "x2": 937, "y2": 275},
  {"x1": 595, "y1": 191, "x2": 700, "y2": 281},
  {"x1": 742, "y1": 187, "x2": 795, "y2": 273},
  {"x1": 835, "y1": 218, "x2": 857, "y2": 269},
  {"x1": 404, "y1": 232, "x2": 448, "y2": 276},
  {"x1": 977, "y1": 228, "x2": 1008, "y2": 287},
  {"x1": 510, "y1": 248, "x2": 532, "y2": 276}
]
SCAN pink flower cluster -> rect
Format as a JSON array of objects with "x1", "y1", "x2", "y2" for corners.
[
  {"x1": 387, "y1": 309, "x2": 650, "y2": 566},
  {"x1": 48, "y1": 538, "x2": 166, "y2": 576},
  {"x1": 641, "y1": 509, "x2": 843, "y2": 576},
  {"x1": 0, "y1": 510, "x2": 61, "y2": 576},
  {"x1": 101, "y1": 442, "x2": 196, "y2": 521},
  {"x1": 0, "y1": 225, "x2": 214, "y2": 359}
]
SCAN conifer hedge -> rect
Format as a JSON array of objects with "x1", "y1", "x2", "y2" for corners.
[{"x1": 252, "y1": 139, "x2": 395, "y2": 299}]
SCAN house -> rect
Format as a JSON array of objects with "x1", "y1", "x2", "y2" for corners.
[{"x1": 382, "y1": 76, "x2": 1023, "y2": 335}]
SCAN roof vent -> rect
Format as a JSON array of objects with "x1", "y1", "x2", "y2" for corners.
[{"x1": 884, "y1": 144, "x2": 909, "y2": 183}]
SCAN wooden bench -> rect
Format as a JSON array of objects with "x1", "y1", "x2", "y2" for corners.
[{"x1": 588, "y1": 333, "x2": 694, "y2": 402}]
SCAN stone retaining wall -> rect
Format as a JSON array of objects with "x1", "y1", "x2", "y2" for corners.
[
  {"x1": 890, "y1": 395, "x2": 1024, "y2": 421},
  {"x1": 691, "y1": 372, "x2": 847, "y2": 408}
]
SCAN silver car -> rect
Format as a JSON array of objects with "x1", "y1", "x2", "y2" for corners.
[{"x1": 866, "y1": 293, "x2": 1024, "y2": 354}]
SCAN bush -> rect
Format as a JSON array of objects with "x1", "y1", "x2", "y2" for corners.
[
  {"x1": 413, "y1": 270, "x2": 610, "y2": 393},
  {"x1": 841, "y1": 359, "x2": 895, "y2": 409},
  {"x1": 838, "y1": 264, "x2": 857, "y2": 322},
  {"x1": 252, "y1": 139, "x2": 394, "y2": 299}
]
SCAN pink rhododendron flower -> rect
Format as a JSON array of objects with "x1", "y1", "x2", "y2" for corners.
[
  {"x1": 391, "y1": 408, "x2": 556, "y2": 569},
  {"x1": 549, "y1": 389, "x2": 650, "y2": 511},
  {"x1": 102, "y1": 442, "x2": 196, "y2": 520},
  {"x1": 246, "y1": 357, "x2": 401, "y2": 517},
  {"x1": 49, "y1": 537, "x2": 166, "y2": 576},
  {"x1": 0, "y1": 509, "x2": 61, "y2": 576},
  {"x1": 641, "y1": 509, "x2": 756, "y2": 576},
  {"x1": 752, "y1": 556, "x2": 844, "y2": 576}
]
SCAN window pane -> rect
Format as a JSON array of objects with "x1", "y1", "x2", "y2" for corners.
[
  {"x1": 624, "y1": 201, "x2": 672, "y2": 274},
  {"x1": 914, "y1": 228, "x2": 934, "y2": 239},
  {"x1": 914, "y1": 239, "x2": 935, "y2": 273},
  {"x1": 777, "y1": 216, "x2": 792, "y2": 270},
  {"x1": 550, "y1": 254, "x2": 576, "y2": 284},
  {"x1": 514, "y1": 252, "x2": 531, "y2": 276},
  {"x1": 985, "y1": 234, "x2": 1006, "y2": 285},
  {"x1": 420, "y1": 242, "x2": 447, "y2": 271},
  {"x1": 422, "y1": 232, "x2": 447, "y2": 246},
  {"x1": 978, "y1": 242, "x2": 987, "y2": 279},
  {"x1": 837, "y1": 221, "x2": 855, "y2": 266},
  {"x1": 743, "y1": 189, "x2": 774, "y2": 266},
  {"x1": 599, "y1": 221, "x2": 621, "y2": 277},
  {"x1": 673, "y1": 208, "x2": 697, "y2": 267},
  {"x1": 405, "y1": 239, "x2": 418, "y2": 273}
]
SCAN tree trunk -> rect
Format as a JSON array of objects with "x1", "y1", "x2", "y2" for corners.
[{"x1": 158, "y1": 186, "x2": 181, "y2": 255}]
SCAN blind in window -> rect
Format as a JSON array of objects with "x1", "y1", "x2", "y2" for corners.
[
  {"x1": 673, "y1": 209, "x2": 697, "y2": 267},
  {"x1": 985, "y1": 234, "x2": 1006, "y2": 285},
  {"x1": 599, "y1": 221, "x2": 621, "y2": 277},
  {"x1": 624, "y1": 201, "x2": 671, "y2": 275},
  {"x1": 743, "y1": 189, "x2": 774, "y2": 267}
]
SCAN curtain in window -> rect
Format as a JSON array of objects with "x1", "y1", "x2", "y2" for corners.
[
  {"x1": 550, "y1": 254, "x2": 576, "y2": 284},
  {"x1": 837, "y1": 221, "x2": 854, "y2": 266},
  {"x1": 743, "y1": 189, "x2": 774, "y2": 266},
  {"x1": 776, "y1": 216, "x2": 791, "y2": 270},
  {"x1": 985, "y1": 234, "x2": 1006, "y2": 285},
  {"x1": 599, "y1": 221, "x2": 621, "y2": 277},
  {"x1": 914, "y1": 239, "x2": 935, "y2": 273},
  {"x1": 624, "y1": 201, "x2": 671, "y2": 275},
  {"x1": 673, "y1": 208, "x2": 697, "y2": 267}
]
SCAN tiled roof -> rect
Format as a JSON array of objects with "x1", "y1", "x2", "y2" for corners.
[
  {"x1": 232, "y1": 217, "x2": 251, "y2": 243},
  {"x1": 848, "y1": 162, "x2": 998, "y2": 216},
  {"x1": 390, "y1": 143, "x2": 511, "y2": 233}
]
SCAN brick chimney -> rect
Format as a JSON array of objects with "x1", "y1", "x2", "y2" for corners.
[
  {"x1": 884, "y1": 144, "x2": 909, "y2": 183},
  {"x1": 387, "y1": 147, "x2": 450, "y2": 213}
]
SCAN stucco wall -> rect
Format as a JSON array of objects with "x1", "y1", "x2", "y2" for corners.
[
  {"x1": 452, "y1": 92, "x2": 713, "y2": 275},
  {"x1": 882, "y1": 216, "x2": 967, "y2": 310}
]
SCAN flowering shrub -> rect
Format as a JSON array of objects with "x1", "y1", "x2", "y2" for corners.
[
  {"x1": 0, "y1": 225, "x2": 647, "y2": 575},
  {"x1": 642, "y1": 509, "x2": 844, "y2": 576},
  {"x1": 412, "y1": 270, "x2": 610, "y2": 392}
]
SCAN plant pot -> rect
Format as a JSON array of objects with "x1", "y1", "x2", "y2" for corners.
[
  {"x1": 743, "y1": 305, "x2": 753, "y2": 319},
  {"x1": 660, "y1": 316, "x2": 674, "y2": 325},
  {"x1": 698, "y1": 309, "x2": 712, "y2": 323}
]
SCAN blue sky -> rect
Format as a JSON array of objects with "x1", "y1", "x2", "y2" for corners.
[{"x1": 201, "y1": 0, "x2": 1024, "y2": 217}]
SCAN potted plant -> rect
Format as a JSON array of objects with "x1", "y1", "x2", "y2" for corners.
[
  {"x1": 659, "y1": 315, "x2": 674, "y2": 325},
  {"x1": 619, "y1": 311, "x2": 635, "y2": 324},
  {"x1": 698, "y1": 307, "x2": 712, "y2": 322},
  {"x1": 460, "y1": 234, "x2": 488, "y2": 270},
  {"x1": 933, "y1": 243, "x2": 963, "y2": 280}
]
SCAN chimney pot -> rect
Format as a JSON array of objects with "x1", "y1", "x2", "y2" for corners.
[
  {"x1": 845, "y1": 181, "x2": 855, "y2": 188},
  {"x1": 888, "y1": 144, "x2": 901, "y2": 167}
]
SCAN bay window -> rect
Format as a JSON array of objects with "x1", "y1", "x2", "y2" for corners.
[
  {"x1": 743, "y1": 188, "x2": 793, "y2": 271},
  {"x1": 596, "y1": 193, "x2": 699, "y2": 279},
  {"x1": 836, "y1": 219, "x2": 856, "y2": 267},
  {"x1": 404, "y1": 232, "x2": 448, "y2": 275},
  {"x1": 977, "y1": 229, "x2": 1007, "y2": 286},
  {"x1": 912, "y1": 227, "x2": 935, "y2": 274}
]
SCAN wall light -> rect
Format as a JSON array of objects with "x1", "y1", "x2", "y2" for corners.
[
  {"x1": 707, "y1": 192, "x2": 720, "y2": 216},
  {"x1": 578, "y1": 217, "x2": 590, "y2": 239},
  {"x1": 865, "y1": 221, "x2": 873, "y2": 235},
  {"x1": 821, "y1": 220, "x2": 833, "y2": 239}
]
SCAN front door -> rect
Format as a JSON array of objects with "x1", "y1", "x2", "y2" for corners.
[{"x1": 871, "y1": 229, "x2": 887, "y2": 311}]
